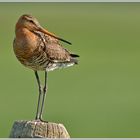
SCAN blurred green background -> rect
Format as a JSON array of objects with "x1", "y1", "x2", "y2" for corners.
[{"x1": 0, "y1": 3, "x2": 140, "y2": 138}]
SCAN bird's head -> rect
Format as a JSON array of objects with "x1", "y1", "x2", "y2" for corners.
[
  {"x1": 16, "y1": 14, "x2": 41, "y2": 31},
  {"x1": 16, "y1": 14, "x2": 72, "y2": 45}
]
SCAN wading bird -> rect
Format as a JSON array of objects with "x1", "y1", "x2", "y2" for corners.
[{"x1": 13, "y1": 14, "x2": 79, "y2": 121}]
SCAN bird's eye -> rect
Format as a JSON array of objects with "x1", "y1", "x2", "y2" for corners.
[{"x1": 29, "y1": 20, "x2": 34, "y2": 23}]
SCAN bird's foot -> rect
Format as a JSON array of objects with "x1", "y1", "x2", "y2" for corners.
[
  {"x1": 35, "y1": 118, "x2": 48, "y2": 123},
  {"x1": 39, "y1": 118, "x2": 48, "y2": 123}
]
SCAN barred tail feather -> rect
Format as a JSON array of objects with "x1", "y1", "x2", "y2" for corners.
[
  {"x1": 70, "y1": 53, "x2": 79, "y2": 64},
  {"x1": 70, "y1": 58, "x2": 78, "y2": 64}
]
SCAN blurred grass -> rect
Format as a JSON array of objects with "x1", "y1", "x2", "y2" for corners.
[{"x1": 0, "y1": 3, "x2": 140, "y2": 137}]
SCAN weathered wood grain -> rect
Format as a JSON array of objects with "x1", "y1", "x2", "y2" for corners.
[{"x1": 9, "y1": 120, "x2": 70, "y2": 138}]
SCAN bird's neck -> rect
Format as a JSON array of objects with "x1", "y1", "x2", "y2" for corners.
[
  {"x1": 15, "y1": 27, "x2": 30, "y2": 38},
  {"x1": 15, "y1": 27, "x2": 38, "y2": 51}
]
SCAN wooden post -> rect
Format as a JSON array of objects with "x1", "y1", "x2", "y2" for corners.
[{"x1": 9, "y1": 120, "x2": 70, "y2": 138}]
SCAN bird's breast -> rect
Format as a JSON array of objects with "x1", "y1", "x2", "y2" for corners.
[{"x1": 14, "y1": 28, "x2": 39, "y2": 59}]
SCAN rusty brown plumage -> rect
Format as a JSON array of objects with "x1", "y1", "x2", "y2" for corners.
[{"x1": 13, "y1": 14, "x2": 79, "y2": 121}]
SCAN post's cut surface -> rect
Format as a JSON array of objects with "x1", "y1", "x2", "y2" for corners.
[{"x1": 9, "y1": 120, "x2": 70, "y2": 138}]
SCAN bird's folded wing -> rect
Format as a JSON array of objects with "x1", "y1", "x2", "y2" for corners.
[
  {"x1": 36, "y1": 32, "x2": 72, "y2": 63},
  {"x1": 45, "y1": 43, "x2": 71, "y2": 63}
]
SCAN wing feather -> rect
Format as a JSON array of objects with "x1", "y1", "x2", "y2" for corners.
[
  {"x1": 36, "y1": 32, "x2": 71, "y2": 62},
  {"x1": 45, "y1": 43, "x2": 71, "y2": 62}
]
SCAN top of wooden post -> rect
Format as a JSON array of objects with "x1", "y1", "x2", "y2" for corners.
[{"x1": 9, "y1": 120, "x2": 70, "y2": 138}]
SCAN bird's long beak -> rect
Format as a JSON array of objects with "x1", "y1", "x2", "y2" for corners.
[{"x1": 38, "y1": 27, "x2": 72, "y2": 45}]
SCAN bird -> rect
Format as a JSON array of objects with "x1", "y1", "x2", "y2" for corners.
[{"x1": 13, "y1": 14, "x2": 79, "y2": 121}]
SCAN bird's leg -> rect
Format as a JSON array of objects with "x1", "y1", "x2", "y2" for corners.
[
  {"x1": 34, "y1": 71, "x2": 42, "y2": 120},
  {"x1": 39, "y1": 71, "x2": 48, "y2": 121}
]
